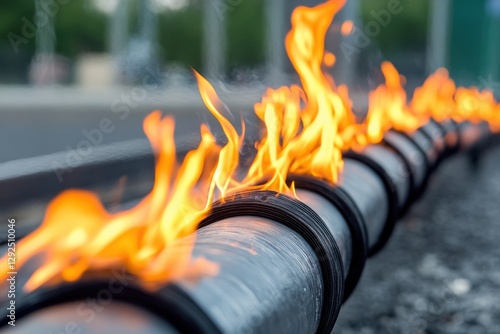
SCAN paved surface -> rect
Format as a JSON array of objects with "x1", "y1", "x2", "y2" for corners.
[
  {"x1": 0, "y1": 86, "x2": 262, "y2": 163},
  {"x1": 0, "y1": 85, "x2": 370, "y2": 164},
  {"x1": 334, "y1": 146, "x2": 500, "y2": 333}
]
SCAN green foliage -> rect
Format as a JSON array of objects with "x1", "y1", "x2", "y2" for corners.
[
  {"x1": 158, "y1": 6, "x2": 203, "y2": 70},
  {"x1": 157, "y1": 0, "x2": 266, "y2": 71},
  {"x1": 227, "y1": 0, "x2": 265, "y2": 69},
  {"x1": 0, "y1": 0, "x2": 429, "y2": 77},
  {"x1": 360, "y1": 0, "x2": 429, "y2": 52},
  {"x1": 0, "y1": 2, "x2": 36, "y2": 54},
  {"x1": 54, "y1": 0, "x2": 107, "y2": 56},
  {"x1": 0, "y1": 1, "x2": 106, "y2": 57}
]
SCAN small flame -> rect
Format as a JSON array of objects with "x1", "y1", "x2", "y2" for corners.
[
  {"x1": 342, "y1": 62, "x2": 422, "y2": 148},
  {"x1": 324, "y1": 52, "x2": 337, "y2": 67},
  {"x1": 341, "y1": 20, "x2": 354, "y2": 36},
  {"x1": 411, "y1": 68, "x2": 457, "y2": 122},
  {"x1": 366, "y1": 62, "x2": 421, "y2": 138},
  {"x1": 411, "y1": 68, "x2": 500, "y2": 130},
  {"x1": 455, "y1": 87, "x2": 496, "y2": 124},
  {"x1": 194, "y1": 71, "x2": 241, "y2": 197}
]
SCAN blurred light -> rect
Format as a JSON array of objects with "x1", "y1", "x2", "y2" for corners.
[
  {"x1": 340, "y1": 20, "x2": 354, "y2": 36},
  {"x1": 155, "y1": 0, "x2": 189, "y2": 11},
  {"x1": 487, "y1": 0, "x2": 500, "y2": 16},
  {"x1": 92, "y1": 0, "x2": 189, "y2": 14},
  {"x1": 324, "y1": 52, "x2": 336, "y2": 67},
  {"x1": 92, "y1": 0, "x2": 120, "y2": 13}
]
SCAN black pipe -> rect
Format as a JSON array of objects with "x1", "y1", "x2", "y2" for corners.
[
  {"x1": 1, "y1": 121, "x2": 493, "y2": 334},
  {"x1": 441, "y1": 120, "x2": 461, "y2": 155},
  {"x1": 419, "y1": 121, "x2": 447, "y2": 162},
  {"x1": 411, "y1": 128, "x2": 439, "y2": 169},
  {"x1": 341, "y1": 149, "x2": 401, "y2": 256},
  {"x1": 290, "y1": 177, "x2": 368, "y2": 301},
  {"x1": 382, "y1": 131, "x2": 424, "y2": 211},
  {"x1": 0, "y1": 299, "x2": 181, "y2": 334},
  {"x1": 197, "y1": 191, "x2": 344, "y2": 333},
  {"x1": 4, "y1": 192, "x2": 343, "y2": 334},
  {"x1": 0, "y1": 279, "x2": 218, "y2": 333},
  {"x1": 336, "y1": 160, "x2": 388, "y2": 251}
]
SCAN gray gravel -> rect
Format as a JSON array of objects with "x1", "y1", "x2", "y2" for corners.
[{"x1": 333, "y1": 146, "x2": 500, "y2": 333}]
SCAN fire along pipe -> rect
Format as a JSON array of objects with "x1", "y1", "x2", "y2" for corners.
[{"x1": 0, "y1": 120, "x2": 492, "y2": 334}]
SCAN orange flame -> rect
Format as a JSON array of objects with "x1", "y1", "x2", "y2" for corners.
[
  {"x1": 341, "y1": 20, "x2": 354, "y2": 36},
  {"x1": 224, "y1": 0, "x2": 352, "y2": 194},
  {"x1": 366, "y1": 62, "x2": 421, "y2": 137},
  {"x1": 455, "y1": 87, "x2": 496, "y2": 124},
  {"x1": 5, "y1": 0, "x2": 500, "y2": 292},
  {"x1": 493, "y1": 104, "x2": 500, "y2": 131},
  {"x1": 1, "y1": 110, "x2": 227, "y2": 291},
  {"x1": 411, "y1": 68, "x2": 500, "y2": 130},
  {"x1": 411, "y1": 68, "x2": 457, "y2": 122},
  {"x1": 324, "y1": 52, "x2": 337, "y2": 67},
  {"x1": 194, "y1": 71, "x2": 241, "y2": 197},
  {"x1": 341, "y1": 62, "x2": 423, "y2": 148}
]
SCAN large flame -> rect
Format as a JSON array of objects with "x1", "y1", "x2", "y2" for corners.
[
  {"x1": 4, "y1": 0, "x2": 500, "y2": 292},
  {"x1": 1, "y1": 109, "x2": 226, "y2": 291},
  {"x1": 221, "y1": 0, "x2": 353, "y2": 195}
]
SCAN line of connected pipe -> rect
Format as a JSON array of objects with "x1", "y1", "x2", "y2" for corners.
[{"x1": 1, "y1": 121, "x2": 492, "y2": 334}]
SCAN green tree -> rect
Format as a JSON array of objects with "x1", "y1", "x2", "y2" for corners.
[
  {"x1": 0, "y1": 1, "x2": 106, "y2": 57},
  {"x1": 227, "y1": 0, "x2": 265, "y2": 69},
  {"x1": 158, "y1": 5, "x2": 204, "y2": 70},
  {"x1": 54, "y1": 0, "x2": 106, "y2": 57},
  {"x1": 360, "y1": 0, "x2": 429, "y2": 53}
]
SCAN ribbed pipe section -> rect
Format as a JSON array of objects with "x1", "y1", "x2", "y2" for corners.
[{"x1": 0, "y1": 120, "x2": 493, "y2": 334}]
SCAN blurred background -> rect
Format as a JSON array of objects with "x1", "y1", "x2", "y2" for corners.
[
  {"x1": 1, "y1": 0, "x2": 499, "y2": 163},
  {"x1": 1, "y1": 0, "x2": 499, "y2": 86}
]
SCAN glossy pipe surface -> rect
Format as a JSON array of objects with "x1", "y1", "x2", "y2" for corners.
[
  {"x1": 384, "y1": 130, "x2": 427, "y2": 191},
  {"x1": 420, "y1": 121, "x2": 446, "y2": 157},
  {"x1": 176, "y1": 217, "x2": 325, "y2": 334},
  {"x1": 295, "y1": 189, "x2": 352, "y2": 276},
  {"x1": 0, "y1": 301, "x2": 180, "y2": 334},
  {"x1": 361, "y1": 145, "x2": 410, "y2": 209},
  {"x1": 338, "y1": 159, "x2": 389, "y2": 250}
]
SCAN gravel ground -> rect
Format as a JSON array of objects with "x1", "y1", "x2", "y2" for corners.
[{"x1": 333, "y1": 146, "x2": 500, "y2": 333}]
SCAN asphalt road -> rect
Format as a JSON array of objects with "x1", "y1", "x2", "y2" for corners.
[
  {"x1": 0, "y1": 86, "x2": 262, "y2": 163},
  {"x1": 0, "y1": 85, "x2": 369, "y2": 164},
  {"x1": 333, "y1": 145, "x2": 500, "y2": 333}
]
